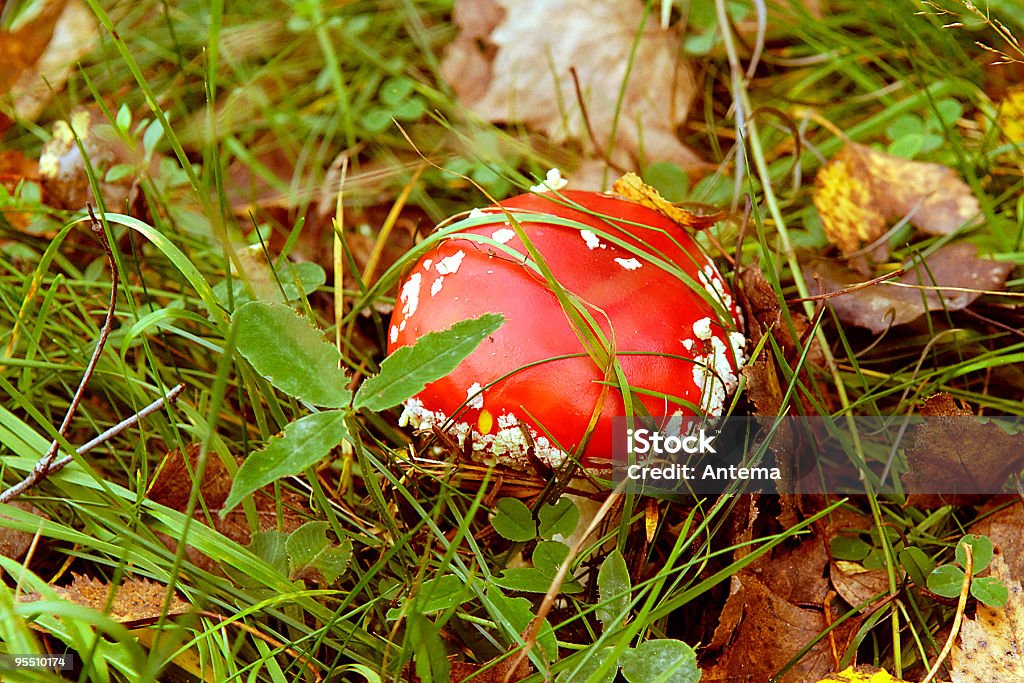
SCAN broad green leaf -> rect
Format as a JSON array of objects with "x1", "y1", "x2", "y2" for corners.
[
  {"x1": 493, "y1": 566, "x2": 583, "y2": 595},
  {"x1": 222, "y1": 410, "x2": 347, "y2": 513},
  {"x1": 248, "y1": 531, "x2": 289, "y2": 577},
  {"x1": 233, "y1": 301, "x2": 351, "y2": 407},
  {"x1": 555, "y1": 647, "x2": 618, "y2": 683},
  {"x1": 830, "y1": 537, "x2": 871, "y2": 562},
  {"x1": 493, "y1": 567, "x2": 557, "y2": 593},
  {"x1": 485, "y1": 585, "x2": 558, "y2": 663},
  {"x1": 353, "y1": 313, "x2": 503, "y2": 411},
  {"x1": 286, "y1": 521, "x2": 352, "y2": 584},
  {"x1": 619, "y1": 640, "x2": 700, "y2": 683},
  {"x1": 899, "y1": 546, "x2": 934, "y2": 587},
  {"x1": 533, "y1": 541, "x2": 571, "y2": 576},
  {"x1": 971, "y1": 576, "x2": 1009, "y2": 607},
  {"x1": 538, "y1": 498, "x2": 579, "y2": 540},
  {"x1": 491, "y1": 498, "x2": 536, "y2": 542},
  {"x1": 928, "y1": 564, "x2": 967, "y2": 598},
  {"x1": 411, "y1": 575, "x2": 472, "y2": 615},
  {"x1": 409, "y1": 612, "x2": 450, "y2": 683},
  {"x1": 956, "y1": 535, "x2": 993, "y2": 574},
  {"x1": 597, "y1": 549, "x2": 631, "y2": 632}
]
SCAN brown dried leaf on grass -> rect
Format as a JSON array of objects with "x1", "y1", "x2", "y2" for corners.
[
  {"x1": 442, "y1": 0, "x2": 702, "y2": 177},
  {"x1": 0, "y1": 0, "x2": 98, "y2": 126},
  {"x1": 813, "y1": 143, "x2": 981, "y2": 257},
  {"x1": 0, "y1": 501, "x2": 45, "y2": 561},
  {"x1": 148, "y1": 445, "x2": 306, "y2": 573},
  {"x1": 705, "y1": 563, "x2": 845, "y2": 682},
  {"x1": 804, "y1": 243, "x2": 1014, "y2": 334},
  {"x1": 949, "y1": 554, "x2": 1024, "y2": 682},
  {"x1": 902, "y1": 393, "x2": 1024, "y2": 509},
  {"x1": 23, "y1": 574, "x2": 192, "y2": 628}
]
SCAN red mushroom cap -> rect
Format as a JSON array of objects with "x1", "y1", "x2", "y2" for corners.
[{"x1": 387, "y1": 188, "x2": 745, "y2": 469}]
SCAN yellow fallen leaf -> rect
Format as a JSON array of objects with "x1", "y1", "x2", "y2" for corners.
[
  {"x1": 998, "y1": 86, "x2": 1024, "y2": 143},
  {"x1": 612, "y1": 172, "x2": 723, "y2": 230},
  {"x1": 950, "y1": 554, "x2": 1024, "y2": 682},
  {"x1": 813, "y1": 143, "x2": 981, "y2": 257},
  {"x1": 815, "y1": 665, "x2": 908, "y2": 682}
]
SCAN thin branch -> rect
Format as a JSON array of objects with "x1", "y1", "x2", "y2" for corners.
[{"x1": 0, "y1": 207, "x2": 119, "y2": 503}]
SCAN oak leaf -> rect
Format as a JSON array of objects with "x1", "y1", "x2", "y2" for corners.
[
  {"x1": 949, "y1": 554, "x2": 1024, "y2": 682},
  {"x1": 441, "y1": 0, "x2": 701, "y2": 175},
  {"x1": 813, "y1": 143, "x2": 981, "y2": 257}
]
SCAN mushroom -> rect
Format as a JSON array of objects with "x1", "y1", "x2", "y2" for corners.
[{"x1": 388, "y1": 185, "x2": 746, "y2": 470}]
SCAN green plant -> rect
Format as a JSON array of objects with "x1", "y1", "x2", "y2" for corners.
[{"x1": 926, "y1": 534, "x2": 1009, "y2": 607}]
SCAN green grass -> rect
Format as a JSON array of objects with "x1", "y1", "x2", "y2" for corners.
[{"x1": 1, "y1": 0, "x2": 1023, "y2": 680}]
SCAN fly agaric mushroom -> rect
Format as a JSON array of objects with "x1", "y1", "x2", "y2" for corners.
[{"x1": 388, "y1": 181, "x2": 745, "y2": 469}]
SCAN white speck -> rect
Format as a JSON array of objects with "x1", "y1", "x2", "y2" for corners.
[
  {"x1": 436, "y1": 250, "x2": 466, "y2": 275},
  {"x1": 423, "y1": 259, "x2": 433, "y2": 271},
  {"x1": 399, "y1": 319, "x2": 407, "y2": 332},
  {"x1": 580, "y1": 230, "x2": 602, "y2": 250},
  {"x1": 398, "y1": 400, "x2": 567, "y2": 468},
  {"x1": 400, "y1": 272, "x2": 421, "y2": 318},
  {"x1": 693, "y1": 317, "x2": 713, "y2": 340},
  {"x1": 431, "y1": 277, "x2": 444, "y2": 296},
  {"x1": 698, "y1": 263, "x2": 733, "y2": 310},
  {"x1": 389, "y1": 326, "x2": 398, "y2": 343},
  {"x1": 486, "y1": 270, "x2": 494, "y2": 274},
  {"x1": 469, "y1": 208, "x2": 488, "y2": 218},
  {"x1": 682, "y1": 339, "x2": 694, "y2": 351},
  {"x1": 614, "y1": 257, "x2": 642, "y2": 270},
  {"x1": 530, "y1": 168, "x2": 568, "y2": 193},
  {"x1": 466, "y1": 383, "x2": 484, "y2": 410},
  {"x1": 491, "y1": 228, "x2": 515, "y2": 244}
]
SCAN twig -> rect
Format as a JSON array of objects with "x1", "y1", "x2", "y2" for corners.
[
  {"x1": 569, "y1": 67, "x2": 629, "y2": 176},
  {"x1": 0, "y1": 207, "x2": 119, "y2": 503},
  {"x1": 921, "y1": 544, "x2": 973, "y2": 683}
]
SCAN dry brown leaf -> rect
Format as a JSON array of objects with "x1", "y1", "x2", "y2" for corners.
[
  {"x1": 949, "y1": 555, "x2": 1024, "y2": 682},
  {"x1": 804, "y1": 243, "x2": 1013, "y2": 334},
  {"x1": 442, "y1": 0, "x2": 701, "y2": 175},
  {"x1": 612, "y1": 172, "x2": 723, "y2": 229},
  {"x1": 704, "y1": 572, "x2": 842, "y2": 682},
  {"x1": 902, "y1": 393, "x2": 1024, "y2": 508},
  {"x1": 22, "y1": 574, "x2": 192, "y2": 627},
  {"x1": 0, "y1": 501, "x2": 45, "y2": 562},
  {"x1": 814, "y1": 143, "x2": 981, "y2": 257},
  {"x1": 0, "y1": 0, "x2": 98, "y2": 124},
  {"x1": 448, "y1": 656, "x2": 533, "y2": 682},
  {"x1": 148, "y1": 445, "x2": 306, "y2": 573},
  {"x1": 822, "y1": 510, "x2": 890, "y2": 609}
]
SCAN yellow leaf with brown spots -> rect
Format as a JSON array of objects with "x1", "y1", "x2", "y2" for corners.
[
  {"x1": 813, "y1": 143, "x2": 981, "y2": 257},
  {"x1": 612, "y1": 172, "x2": 723, "y2": 230}
]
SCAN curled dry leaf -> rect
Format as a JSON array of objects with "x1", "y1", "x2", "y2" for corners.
[
  {"x1": 612, "y1": 172, "x2": 723, "y2": 230},
  {"x1": 902, "y1": 393, "x2": 1024, "y2": 508},
  {"x1": 813, "y1": 143, "x2": 981, "y2": 257},
  {"x1": 804, "y1": 242, "x2": 1014, "y2": 334},
  {"x1": 949, "y1": 554, "x2": 1024, "y2": 682},
  {"x1": 0, "y1": 0, "x2": 98, "y2": 126},
  {"x1": 442, "y1": 0, "x2": 702, "y2": 176}
]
